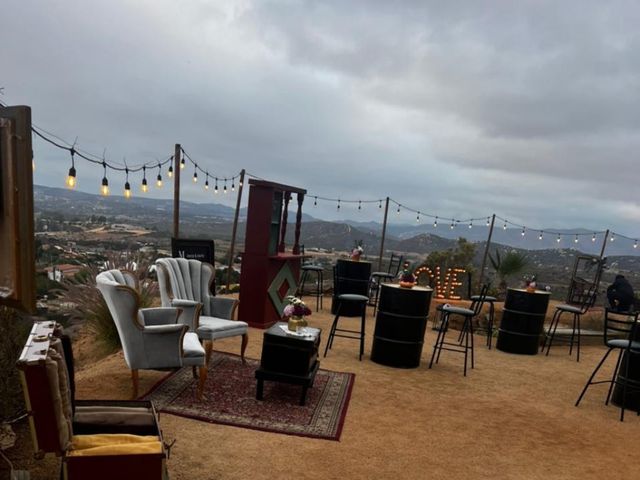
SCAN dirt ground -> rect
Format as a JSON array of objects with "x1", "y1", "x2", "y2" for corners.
[{"x1": 4, "y1": 297, "x2": 639, "y2": 480}]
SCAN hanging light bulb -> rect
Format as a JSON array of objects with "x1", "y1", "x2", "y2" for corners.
[
  {"x1": 556, "y1": 234, "x2": 561, "y2": 243},
  {"x1": 193, "y1": 168, "x2": 198, "y2": 183},
  {"x1": 358, "y1": 200, "x2": 362, "y2": 211},
  {"x1": 214, "y1": 179, "x2": 219, "y2": 194},
  {"x1": 503, "y1": 220, "x2": 507, "y2": 230},
  {"x1": 141, "y1": 166, "x2": 148, "y2": 193},
  {"x1": 205, "y1": 173, "x2": 209, "y2": 190},
  {"x1": 433, "y1": 216, "x2": 438, "y2": 228},
  {"x1": 486, "y1": 217, "x2": 491, "y2": 227},
  {"x1": 66, "y1": 149, "x2": 77, "y2": 189},
  {"x1": 592, "y1": 233, "x2": 596, "y2": 242},
  {"x1": 156, "y1": 164, "x2": 163, "y2": 188},
  {"x1": 180, "y1": 157, "x2": 186, "y2": 169},
  {"x1": 416, "y1": 212, "x2": 420, "y2": 223},
  {"x1": 574, "y1": 234, "x2": 579, "y2": 244},
  {"x1": 397, "y1": 204, "x2": 401, "y2": 214},
  {"x1": 100, "y1": 162, "x2": 109, "y2": 196},
  {"x1": 223, "y1": 180, "x2": 227, "y2": 193},
  {"x1": 450, "y1": 220, "x2": 455, "y2": 229},
  {"x1": 124, "y1": 167, "x2": 131, "y2": 199},
  {"x1": 539, "y1": 232, "x2": 543, "y2": 240},
  {"x1": 521, "y1": 227, "x2": 526, "y2": 237},
  {"x1": 239, "y1": 178, "x2": 243, "y2": 187},
  {"x1": 610, "y1": 234, "x2": 615, "y2": 242},
  {"x1": 167, "y1": 163, "x2": 173, "y2": 178},
  {"x1": 337, "y1": 199, "x2": 341, "y2": 210},
  {"x1": 313, "y1": 196, "x2": 317, "y2": 207},
  {"x1": 379, "y1": 200, "x2": 382, "y2": 209},
  {"x1": 634, "y1": 240, "x2": 638, "y2": 249},
  {"x1": 231, "y1": 179, "x2": 235, "y2": 192},
  {"x1": 469, "y1": 221, "x2": 473, "y2": 229}
]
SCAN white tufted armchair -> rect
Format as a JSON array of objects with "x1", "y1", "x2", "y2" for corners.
[
  {"x1": 155, "y1": 258, "x2": 249, "y2": 364},
  {"x1": 96, "y1": 269, "x2": 207, "y2": 399}
]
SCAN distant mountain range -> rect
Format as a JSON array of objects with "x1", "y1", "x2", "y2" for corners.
[{"x1": 34, "y1": 185, "x2": 639, "y2": 258}]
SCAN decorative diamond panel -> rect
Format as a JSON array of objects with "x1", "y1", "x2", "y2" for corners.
[{"x1": 268, "y1": 263, "x2": 298, "y2": 315}]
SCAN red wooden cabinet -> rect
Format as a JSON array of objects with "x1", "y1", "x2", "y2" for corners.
[{"x1": 239, "y1": 180, "x2": 306, "y2": 328}]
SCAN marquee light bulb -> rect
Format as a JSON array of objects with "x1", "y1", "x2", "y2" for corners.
[{"x1": 66, "y1": 167, "x2": 77, "y2": 189}]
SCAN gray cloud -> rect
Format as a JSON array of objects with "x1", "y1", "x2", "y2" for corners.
[{"x1": 1, "y1": 0, "x2": 639, "y2": 239}]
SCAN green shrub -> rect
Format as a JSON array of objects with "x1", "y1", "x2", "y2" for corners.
[{"x1": 0, "y1": 307, "x2": 32, "y2": 421}]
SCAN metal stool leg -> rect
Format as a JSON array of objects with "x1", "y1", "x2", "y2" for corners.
[{"x1": 359, "y1": 302, "x2": 366, "y2": 361}]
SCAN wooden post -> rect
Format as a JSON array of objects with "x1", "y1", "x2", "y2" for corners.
[
  {"x1": 478, "y1": 214, "x2": 496, "y2": 288},
  {"x1": 378, "y1": 197, "x2": 390, "y2": 271},
  {"x1": 279, "y1": 191, "x2": 291, "y2": 253},
  {"x1": 173, "y1": 144, "x2": 181, "y2": 239},
  {"x1": 226, "y1": 169, "x2": 245, "y2": 292},
  {"x1": 293, "y1": 192, "x2": 304, "y2": 254},
  {"x1": 599, "y1": 229, "x2": 610, "y2": 259}
]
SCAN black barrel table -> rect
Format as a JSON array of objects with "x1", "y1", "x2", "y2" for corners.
[
  {"x1": 371, "y1": 284, "x2": 433, "y2": 368},
  {"x1": 497, "y1": 288, "x2": 551, "y2": 355},
  {"x1": 331, "y1": 259, "x2": 372, "y2": 317}
]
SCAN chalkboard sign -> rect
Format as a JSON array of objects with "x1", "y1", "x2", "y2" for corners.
[{"x1": 171, "y1": 238, "x2": 215, "y2": 265}]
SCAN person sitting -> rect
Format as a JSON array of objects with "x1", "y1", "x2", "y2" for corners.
[{"x1": 606, "y1": 274, "x2": 635, "y2": 312}]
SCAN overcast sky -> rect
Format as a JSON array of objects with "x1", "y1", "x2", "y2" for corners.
[{"x1": 2, "y1": 0, "x2": 639, "y2": 242}]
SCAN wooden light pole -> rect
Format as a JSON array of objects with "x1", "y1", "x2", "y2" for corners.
[
  {"x1": 599, "y1": 229, "x2": 610, "y2": 259},
  {"x1": 377, "y1": 197, "x2": 390, "y2": 271},
  {"x1": 172, "y1": 144, "x2": 181, "y2": 239},
  {"x1": 226, "y1": 169, "x2": 245, "y2": 292}
]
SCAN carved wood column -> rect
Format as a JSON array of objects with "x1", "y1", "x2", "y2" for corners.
[
  {"x1": 293, "y1": 192, "x2": 304, "y2": 254},
  {"x1": 278, "y1": 191, "x2": 291, "y2": 253}
]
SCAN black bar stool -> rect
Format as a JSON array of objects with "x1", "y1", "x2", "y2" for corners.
[
  {"x1": 324, "y1": 294, "x2": 368, "y2": 361},
  {"x1": 470, "y1": 294, "x2": 496, "y2": 349},
  {"x1": 298, "y1": 264, "x2": 324, "y2": 311},
  {"x1": 429, "y1": 286, "x2": 487, "y2": 376}
]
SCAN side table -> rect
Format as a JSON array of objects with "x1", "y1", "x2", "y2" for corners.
[
  {"x1": 255, "y1": 322, "x2": 322, "y2": 406},
  {"x1": 496, "y1": 288, "x2": 551, "y2": 355}
]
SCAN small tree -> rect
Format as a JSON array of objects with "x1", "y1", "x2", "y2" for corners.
[{"x1": 489, "y1": 249, "x2": 528, "y2": 294}]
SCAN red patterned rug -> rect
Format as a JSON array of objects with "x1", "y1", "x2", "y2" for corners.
[{"x1": 142, "y1": 352, "x2": 355, "y2": 441}]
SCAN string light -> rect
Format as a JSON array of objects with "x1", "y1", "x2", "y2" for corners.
[
  {"x1": 205, "y1": 173, "x2": 209, "y2": 190},
  {"x1": 66, "y1": 148, "x2": 77, "y2": 189},
  {"x1": 193, "y1": 167, "x2": 198, "y2": 183},
  {"x1": 337, "y1": 199, "x2": 341, "y2": 211},
  {"x1": 358, "y1": 200, "x2": 362, "y2": 211},
  {"x1": 379, "y1": 200, "x2": 382, "y2": 209},
  {"x1": 538, "y1": 232, "x2": 543, "y2": 240},
  {"x1": 416, "y1": 212, "x2": 420, "y2": 223},
  {"x1": 239, "y1": 178, "x2": 243, "y2": 187},
  {"x1": 124, "y1": 168, "x2": 131, "y2": 199},
  {"x1": 141, "y1": 166, "x2": 148, "y2": 193},
  {"x1": 156, "y1": 163, "x2": 163, "y2": 188},
  {"x1": 231, "y1": 179, "x2": 235, "y2": 192},
  {"x1": 486, "y1": 217, "x2": 491, "y2": 227},
  {"x1": 521, "y1": 227, "x2": 526, "y2": 237},
  {"x1": 167, "y1": 164, "x2": 173, "y2": 178},
  {"x1": 574, "y1": 234, "x2": 579, "y2": 244},
  {"x1": 450, "y1": 220, "x2": 455, "y2": 229},
  {"x1": 433, "y1": 216, "x2": 438, "y2": 228},
  {"x1": 214, "y1": 179, "x2": 219, "y2": 194},
  {"x1": 634, "y1": 240, "x2": 638, "y2": 249},
  {"x1": 503, "y1": 220, "x2": 507, "y2": 230},
  {"x1": 469, "y1": 221, "x2": 473, "y2": 229},
  {"x1": 556, "y1": 234, "x2": 561, "y2": 243},
  {"x1": 610, "y1": 234, "x2": 615, "y2": 242},
  {"x1": 314, "y1": 196, "x2": 317, "y2": 207},
  {"x1": 180, "y1": 157, "x2": 186, "y2": 169},
  {"x1": 100, "y1": 162, "x2": 109, "y2": 196},
  {"x1": 592, "y1": 233, "x2": 596, "y2": 242},
  {"x1": 397, "y1": 204, "x2": 401, "y2": 214},
  {"x1": 223, "y1": 180, "x2": 227, "y2": 193}
]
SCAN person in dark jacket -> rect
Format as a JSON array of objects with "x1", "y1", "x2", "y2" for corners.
[{"x1": 607, "y1": 275, "x2": 635, "y2": 311}]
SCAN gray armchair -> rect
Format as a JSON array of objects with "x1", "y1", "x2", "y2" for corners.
[
  {"x1": 96, "y1": 269, "x2": 207, "y2": 399},
  {"x1": 155, "y1": 258, "x2": 249, "y2": 364}
]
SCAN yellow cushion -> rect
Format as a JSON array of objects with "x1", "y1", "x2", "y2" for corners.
[{"x1": 68, "y1": 434, "x2": 162, "y2": 456}]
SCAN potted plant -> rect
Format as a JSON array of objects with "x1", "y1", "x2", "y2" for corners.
[
  {"x1": 399, "y1": 262, "x2": 416, "y2": 288},
  {"x1": 283, "y1": 296, "x2": 312, "y2": 332}
]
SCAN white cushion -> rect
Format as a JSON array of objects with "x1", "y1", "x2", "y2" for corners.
[
  {"x1": 182, "y1": 332, "x2": 205, "y2": 359},
  {"x1": 196, "y1": 316, "x2": 249, "y2": 341},
  {"x1": 556, "y1": 304, "x2": 582, "y2": 314},
  {"x1": 442, "y1": 306, "x2": 475, "y2": 316}
]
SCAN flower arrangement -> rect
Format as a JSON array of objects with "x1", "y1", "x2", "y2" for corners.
[
  {"x1": 399, "y1": 262, "x2": 416, "y2": 288},
  {"x1": 351, "y1": 241, "x2": 364, "y2": 261},
  {"x1": 283, "y1": 296, "x2": 312, "y2": 319},
  {"x1": 523, "y1": 275, "x2": 537, "y2": 292}
]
